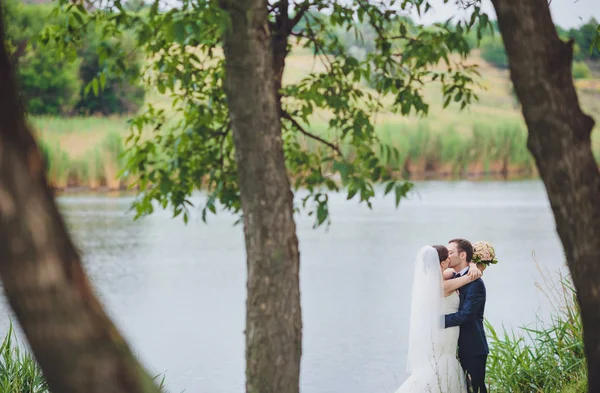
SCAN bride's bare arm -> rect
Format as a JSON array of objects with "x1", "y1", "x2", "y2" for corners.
[
  {"x1": 443, "y1": 268, "x2": 455, "y2": 280},
  {"x1": 468, "y1": 262, "x2": 482, "y2": 280},
  {"x1": 443, "y1": 274, "x2": 473, "y2": 295}
]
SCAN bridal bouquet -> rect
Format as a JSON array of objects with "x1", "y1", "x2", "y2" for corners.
[{"x1": 472, "y1": 241, "x2": 499, "y2": 266}]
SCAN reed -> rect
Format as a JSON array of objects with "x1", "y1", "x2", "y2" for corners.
[
  {"x1": 0, "y1": 323, "x2": 48, "y2": 393},
  {"x1": 38, "y1": 128, "x2": 128, "y2": 189},
  {"x1": 485, "y1": 261, "x2": 586, "y2": 393},
  {"x1": 33, "y1": 115, "x2": 600, "y2": 189},
  {"x1": 301, "y1": 119, "x2": 540, "y2": 178}
]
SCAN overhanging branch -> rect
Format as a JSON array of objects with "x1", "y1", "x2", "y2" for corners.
[
  {"x1": 10, "y1": 39, "x2": 28, "y2": 65},
  {"x1": 281, "y1": 110, "x2": 342, "y2": 156},
  {"x1": 290, "y1": 1, "x2": 311, "y2": 32}
]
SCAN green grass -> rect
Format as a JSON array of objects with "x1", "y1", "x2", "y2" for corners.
[
  {"x1": 485, "y1": 263, "x2": 586, "y2": 393},
  {"x1": 0, "y1": 323, "x2": 48, "y2": 393},
  {"x1": 559, "y1": 376, "x2": 587, "y2": 393}
]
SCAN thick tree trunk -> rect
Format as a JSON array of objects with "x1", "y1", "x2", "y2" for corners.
[
  {"x1": 219, "y1": 1, "x2": 302, "y2": 393},
  {"x1": 491, "y1": 0, "x2": 600, "y2": 389},
  {"x1": 0, "y1": 7, "x2": 161, "y2": 393}
]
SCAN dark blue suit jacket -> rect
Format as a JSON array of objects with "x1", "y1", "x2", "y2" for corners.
[{"x1": 445, "y1": 277, "x2": 489, "y2": 359}]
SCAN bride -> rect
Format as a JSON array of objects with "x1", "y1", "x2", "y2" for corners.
[{"x1": 395, "y1": 245, "x2": 481, "y2": 393}]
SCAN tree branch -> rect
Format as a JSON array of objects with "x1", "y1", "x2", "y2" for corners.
[
  {"x1": 281, "y1": 110, "x2": 342, "y2": 156},
  {"x1": 301, "y1": 20, "x2": 333, "y2": 72},
  {"x1": 356, "y1": 0, "x2": 387, "y2": 40},
  {"x1": 290, "y1": 1, "x2": 311, "y2": 31},
  {"x1": 217, "y1": 121, "x2": 231, "y2": 171},
  {"x1": 10, "y1": 39, "x2": 28, "y2": 65}
]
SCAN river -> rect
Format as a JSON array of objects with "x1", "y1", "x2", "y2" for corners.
[{"x1": 0, "y1": 180, "x2": 567, "y2": 393}]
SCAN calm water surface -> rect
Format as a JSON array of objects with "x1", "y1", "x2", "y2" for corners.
[{"x1": 0, "y1": 181, "x2": 566, "y2": 393}]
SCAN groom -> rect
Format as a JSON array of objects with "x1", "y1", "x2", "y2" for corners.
[{"x1": 445, "y1": 238, "x2": 489, "y2": 393}]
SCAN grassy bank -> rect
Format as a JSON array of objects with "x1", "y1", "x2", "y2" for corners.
[
  {"x1": 30, "y1": 50, "x2": 600, "y2": 190},
  {"x1": 32, "y1": 117, "x2": 130, "y2": 190},
  {"x1": 34, "y1": 115, "x2": 600, "y2": 190}
]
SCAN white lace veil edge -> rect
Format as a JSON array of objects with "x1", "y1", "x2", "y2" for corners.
[{"x1": 405, "y1": 245, "x2": 445, "y2": 374}]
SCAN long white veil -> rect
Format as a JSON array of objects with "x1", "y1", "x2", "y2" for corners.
[{"x1": 405, "y1": 245, "x2": 444, "y2": 374}]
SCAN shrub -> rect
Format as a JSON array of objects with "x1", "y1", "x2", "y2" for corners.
[
  {"x1": 17, "y1": 49, "x2": 82, "y2": 115},
  {"x1": 480, "y1": 35, "x2": 508, "y2": 69},
  {"x1": 3, "y1": 0, "x2": 81, "y2": 115},
  {"x1": 75, "y1": 27, "x2": 146, "y2": 115},
  {"x1": 572, "y1": 61, "x2": 591, "y2": 80}
]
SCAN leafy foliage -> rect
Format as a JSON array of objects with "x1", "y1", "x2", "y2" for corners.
[
  {"x1": 3, "y1": 0, "x2": 81, "y2": 115},
  {"x1": 17, "y1": 48, "x2": 82, "y2": 115},
  {"x1": 75, "y1": 27, "x2": 146, "y2": 115},
  {"x1": 3, "y1": 0, "x2": 146, "y2": 115},
  {"x1": 479, "y1": 35, "x2": 508, "y2": 69},
  {"x1": 568, "y1": 18, "x2": 600, "y2": 60},
  {"x1": 572, "y1": 61, "x2": 591, "y2": 80},
  {"x1": 47, "y1": 0, "x2": 493, "y2": 227},
  {"x1": 480, "y1": 18, "x2": 599, "y2": 70}
]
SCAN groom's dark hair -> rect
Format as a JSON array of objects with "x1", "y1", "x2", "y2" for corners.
[{"x1": 449, "y1": 238, "x2": 473, "y2": 262}]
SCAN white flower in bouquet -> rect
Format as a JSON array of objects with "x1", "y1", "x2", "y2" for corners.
[{"x1": 472, "y1": 241, "x2": 498, "y2": 266}]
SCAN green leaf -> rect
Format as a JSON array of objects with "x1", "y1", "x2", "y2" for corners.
[
  {"x1": 316, "y1": 201, "x2": 328, "y2": 227},
  {"x1": 593, "y1": 26, "x2": 600, "y2": 54},
  {"x1": 114, "y1": 1, "x2": 125, "y2": 12},
  {"x1": 347, "y1": 181, "x2": 359, "y2": 200},
  {"x1": 99, "y1": 72, "x2": 107, "y2": 91},
  {"x1": 443, "y1": 96, "x2": 451, "y2": 108},
  {"x1": 92, "y1": 78, "x2": 99, "y2": 96},
  {"x1": 394, "y1": 182, "x2": 413, "y2": 207},
  {"x1": 84, "y1": 82, "x2": 92, "y2": 97}
]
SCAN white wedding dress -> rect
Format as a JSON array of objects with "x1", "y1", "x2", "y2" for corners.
[{"x1": 395, "y1": 246, "x2": 467, "y2": 393}]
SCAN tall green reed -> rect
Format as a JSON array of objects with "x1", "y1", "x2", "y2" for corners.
[
  {"x1": 308, "y1": 119, "x2": 538, "y2": 176},
  {"x1": 0, "y1": 323, "x2": 48, "y2": 393},
  {"x1": 37, "y1": 130, "x2": 127, "y2": 188},
  {"x1": 485, "y1": 260, "x2": 586, "y2": 393},
  {"x1": 32, "y1": 115, "x2": 600, "y2": 187}
]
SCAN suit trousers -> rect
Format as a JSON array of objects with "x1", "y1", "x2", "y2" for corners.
[{"x1": 460, "y1": 355, "x2": 487, "y2": 393}]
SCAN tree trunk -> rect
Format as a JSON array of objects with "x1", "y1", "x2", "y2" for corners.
[
  {"x1": 491, "y1": 0, "x2": 599, "y2": 389},
  {"x1": 0, "y1": 6, "x2": 162, "y2": 393},
  {"x1": 219, "y1": 1, "x2": 302, "y2": 393}
]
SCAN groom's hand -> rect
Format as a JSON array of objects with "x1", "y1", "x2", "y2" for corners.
[{"x1": 468, "y1": 262, "x2": 482, "y2": 280}]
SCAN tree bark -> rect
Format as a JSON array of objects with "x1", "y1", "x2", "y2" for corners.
[
  {"x1": 0, "y1": 6, "x2": 161, "y2": 393},
  {"x1": 219, "y1": 1, "x2": 302, "y2": 393},
  {"x1": 491, "y1": 0, "x2": 599, "y2": 389}
]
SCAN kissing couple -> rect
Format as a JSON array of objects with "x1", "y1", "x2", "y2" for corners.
[{"x1": 395, "y1": 238, "x2": 498, "y2": 393}]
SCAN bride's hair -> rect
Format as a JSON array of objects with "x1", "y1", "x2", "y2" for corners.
[{"x1": 432, "y1": 245, "x2": 449, "y2": 263}]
